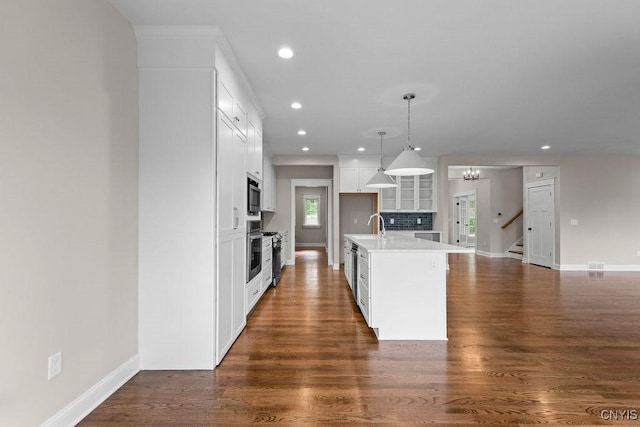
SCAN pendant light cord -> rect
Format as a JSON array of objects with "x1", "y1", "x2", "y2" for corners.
[
  {"x1": 407, "y1": 97, "x2": 411, "y2": 147},
  {"x1": 378, "y1": 131, "x2": 386, "y2": 169},
  {"x1": 403, "y1": 93, "x2": 415, "y2": 149}
]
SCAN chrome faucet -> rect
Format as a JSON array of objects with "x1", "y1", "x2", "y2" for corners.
[{"x1": 368, "y1": 213, "x2": 386, "y2": 238}]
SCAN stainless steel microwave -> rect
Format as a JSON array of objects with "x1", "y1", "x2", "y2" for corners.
[{"x1": 247, "y1": 177, "x2": 261, "y2": 215}]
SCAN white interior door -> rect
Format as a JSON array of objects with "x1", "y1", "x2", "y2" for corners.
[
  {"x1": 456, "y1": 197, "x2": 469, "y2": 246},
  {"x1": 454, "y1": 193, "x2": 476, "y2": 248},
  {"x1": 526, "y1": 181, "x2": 554, "y2": 268}
]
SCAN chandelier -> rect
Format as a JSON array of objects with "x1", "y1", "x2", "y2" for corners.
[{"x1": 463, "y1": 167, "x2": 480, "y2": 181}]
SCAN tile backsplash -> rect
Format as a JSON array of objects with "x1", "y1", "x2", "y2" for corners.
[{"x1": 380, "y1": 212, "x2": 433, "y2": 230}]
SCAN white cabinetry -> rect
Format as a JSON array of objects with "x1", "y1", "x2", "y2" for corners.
[
  {"x1": 246, "y1": 273, "x2": 262, "y2": 314},
  {"x1": 218, "y1": 232, "x2": 246, "y2": 358},
  {"x1": 344, "y1": 234, "x2": 458, "y2": 340},
  {"x1": 344, "y1": 238, "x2": 353, "y2": 290},
  {"x1": 281, "y1": 230, "x2": 290, "y2": 267},
  {"x1": 262, "y1": 148, "x2": 277, "y2": 212},
  {"x1": 216, "y1": 113, "x2": 247, "y2": 362},
  {"x1": 246, "y1": 122, "x2": 262, "y2": 180},
  {"x1": 338, "y1": 156, "x2": 379, "y2": 193},
  {"x1": 262, "y1": 236, "x2": 273, "y2": 291},
  {"x1": 136, "y1": 27, "x2": 263, "y2": 369},
  {"x1": 339, "y1": 167, "x2": 378, "y2": 193},
  {"x1": 218, "y1": 77, "x2": 248, "y2": 139},
  {"x1": 356, "y1": 246, "x2": 371, "y2": 325},
  {"x1": 380, "y1": 172, "x2": 436, "y2": 212}
]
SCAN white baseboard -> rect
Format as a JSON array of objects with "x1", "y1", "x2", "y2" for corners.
[
  {"x1": 476, "y1": 250, "x2": 507, "y2": 258},
  {"x1": 295, "y1": 243, "x2": 326, "y2": 247},
  {"x1": 42, "y1": 354, "x2": 140, "y2": 427},
  {"x1": 559, "y1": 264, "x2": 640, "y2": 272}
]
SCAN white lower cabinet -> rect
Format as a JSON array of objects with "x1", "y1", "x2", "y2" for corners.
[
  {"x1": 262, "y1": 236, "x2": 273, "y2": 292},
  {"x1": 246, "y1": 273, "x2": 262, "y2": 314},
  {"x1": 345, "y1": 235, "x2": 449, "y2": 340},
  {"x1": 343, "y1": 238, "x2": 352, "y2": 290},
  {"x1": 357, "y1": 246, "x2": 371, "y2": 324},
  {"x1": 217, "y1": 231, "x2": 246, "y2": 363}
]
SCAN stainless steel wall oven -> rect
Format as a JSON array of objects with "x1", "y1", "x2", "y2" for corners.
[{"x1": 247, "y1": 221, "x2": 262, "y2": 282}]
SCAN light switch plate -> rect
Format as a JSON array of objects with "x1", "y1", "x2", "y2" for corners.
[
  {"x1": 570, "y1": 219, "x2": 579, "y2": 225},
  {"x1": 48, "y1": 352, "x2": 62, "y2": 380}
]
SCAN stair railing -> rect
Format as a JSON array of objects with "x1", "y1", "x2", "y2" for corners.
[{"x1": 501, "y1": 209, "x2": 523, "y2": 230}]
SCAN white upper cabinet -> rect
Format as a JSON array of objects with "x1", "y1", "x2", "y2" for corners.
[
  {"x1": 217, "y1": 75, "x2": 248, "y2": 138},
  {"x1": 379, "y1": 157, "x2": 437, "y2": 212},
  {"x1": 339, "y1": 167, "x2": 378, "y2": 193},
  {"x1": 246, "y1": 122, "x2": 262, "y2": 180},
  {"x1": 380, "y1": 173, "x2": 437, "y2": 212},
  {"x1": 338, "y1": 156, "x2": 379, "y2": 193},
  {"x1": 262, "y1": 147, "x2": 277, "y2": 212}
]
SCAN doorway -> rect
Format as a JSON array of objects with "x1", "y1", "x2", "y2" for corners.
[
  {"x1": 453, "y1": 192, "x2": 477, "y2": 249},
  {"x1": 525, "y1": 179, "x2": 555, "y2": 268},
  {"x1": 338, "y1": 194, "x2": 376, "y2": 263},
  {"x1": 290, "y1": 179, "x2": 333, "y2": 266}
]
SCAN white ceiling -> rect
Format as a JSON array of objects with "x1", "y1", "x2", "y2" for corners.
[{"x1": 110, "y1": 0, "x2": 640, "y2": 158}]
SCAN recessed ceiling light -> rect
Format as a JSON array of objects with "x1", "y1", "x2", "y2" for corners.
[
  {"x1": 298, "y1": 130, "x2": 306, "y2": 135},
  {"x1": 278, "y1": 47, "x2": 294, "y2": 59},
  {"x1": 291, "y1": 102, "x2": 302, "y2": 109},
  {"x1": 357, "y1": 147, "x2": 365, "y2": 152},
  {"x1": 414, "y1": 147, "x2": 422, "y2": 151},
  {"x1": 302, "y1": 147, "x2": 310, "y2": 151},
  {"x1": 541, "y1": 145, "x2": 551, "y2": 150}
]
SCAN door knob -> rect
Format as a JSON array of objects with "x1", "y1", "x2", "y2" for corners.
[{"x1": 528, "y1": 227, "x2": 532, "y2": 231}]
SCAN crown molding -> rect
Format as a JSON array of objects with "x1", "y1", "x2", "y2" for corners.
[{"x1": 133, "y1": 25, "x2": 265, "y2": 119}]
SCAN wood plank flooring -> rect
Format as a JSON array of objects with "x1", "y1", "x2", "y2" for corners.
[{"x1": 81, "y1": 248, "x2": 640, "y2": 425}]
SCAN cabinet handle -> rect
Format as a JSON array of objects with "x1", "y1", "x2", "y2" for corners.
[
  {"x1": 233, "y1": 207, "x2": 239, "y2": 229},
  {"x1": 252, "y1": 289, "x2": 259, "y2": 296},
  {"x1": 234, "y1": 116, "x2": 240, "y2": 122},
  {"x1": 360, "y1": 274, "x2": 365, "y2": 279}
]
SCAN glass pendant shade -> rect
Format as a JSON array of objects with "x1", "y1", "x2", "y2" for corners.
[
  {"x1": 366, "y1": 169, "x2": 398, "y2": 188},
  {"x1": 385, "y1": 148, "x2": 434, "y2": 176}
]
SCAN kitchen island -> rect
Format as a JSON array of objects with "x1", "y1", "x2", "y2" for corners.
[{"x1": 344, "y1": 234, "x2": 474, "y2": 340}]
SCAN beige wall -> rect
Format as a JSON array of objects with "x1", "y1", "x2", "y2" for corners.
[
  {"x1": 263, "y1": 165, "x2": 334, "y2": 235},
  {"x1": 439, "y1": 155, "x2": 640, "y2": 269},
  {"x1": 338, "y1": 194, "x2": 376, "y2": 263},
  {"x1": 0, "y1": 1, "x2": 138, "y2": 424},
  {"x1": 295, "y1": 187, "x2": 328, "y2": 246}
]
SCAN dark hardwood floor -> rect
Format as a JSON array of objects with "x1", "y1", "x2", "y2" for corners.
[{"x1": 81, "y1": 248, "x2": 640, "y2": 425}]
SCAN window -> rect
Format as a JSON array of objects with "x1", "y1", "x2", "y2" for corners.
[
  {"x1": 468, "y1": 199, "x2": 476, "y2": 237},
  {"x1": 303, "y1": 194, "x2": 321, "y2": 228}
]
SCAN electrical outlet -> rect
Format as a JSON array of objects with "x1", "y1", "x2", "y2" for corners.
[
  {"x1": 570, "y1": 219, "x2": 579, "y2": 225},
  {"x1": 389, "y1": 218, "x2": 394, "y2": 225},
  {"x1": 417, "y1": 218, "x2": 422, "y2": 224},
  {"x1": 637, "y1": 250, "x2": 640, "y2": 257},
  {"x1": 48, "y1": 352, "x2": 62, "y2": 380},
  {"x1": 354, "y1": 218, "x2": 358, "y2": 224}
]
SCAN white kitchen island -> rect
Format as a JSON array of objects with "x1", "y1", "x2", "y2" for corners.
[{"x1": 344, "y1": 234, "x2": 474, "y2": 340}]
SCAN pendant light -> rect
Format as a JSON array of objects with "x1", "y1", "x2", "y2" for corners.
[
  {"x1": 365, "y1": 131, "x2": 398, "y2": 188},
  {"x1": 385, "y1": 93, "x2": 434, "y2": 176}
]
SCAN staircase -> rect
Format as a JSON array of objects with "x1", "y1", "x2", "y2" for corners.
[{"x1": 507, "y1": 240, "x2": 524, "y2": 260}]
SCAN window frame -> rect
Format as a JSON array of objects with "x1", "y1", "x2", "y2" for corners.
[{"x1": 302, "y1": 194, "x2": 321, "y2": 228}]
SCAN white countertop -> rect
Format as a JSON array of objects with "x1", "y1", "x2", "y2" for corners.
[{"x1": 345, "y1": 234, "x2": 475, "y2": 253}]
